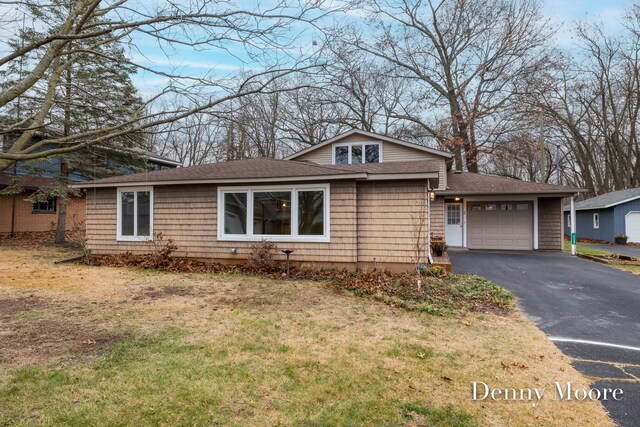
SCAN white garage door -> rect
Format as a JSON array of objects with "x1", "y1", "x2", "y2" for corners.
[
  {"x1": 626, "y1": 212, "x2": 640, "y2": 243},
  {"x1": 467, "y1": 202, "x2": 533, "y2": 250}
]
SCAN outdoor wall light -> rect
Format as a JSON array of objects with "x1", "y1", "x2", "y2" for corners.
[
  {"x1": 429, "y1": 192, "x2": 436, "y2": 201},
  {"x1": 454, "y1": 197, "x2": 461, "y2": 201},
  {"x1": 231, "y1": 248, "x2": 237, "y2": 255}
]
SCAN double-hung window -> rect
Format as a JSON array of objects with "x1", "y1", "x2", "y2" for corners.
[
  {"x1": 333, "y1": 143, "x2": 380, "y2": 165},
  {"x1": 593, "y1": 213, "x2": 600, "y2": 229},
  {"x1": 218, "y1": 184, "x2": 329, "y2": 242},
  {"x1": 117, "y1": 187, "x2": 153, "y2": 241}
]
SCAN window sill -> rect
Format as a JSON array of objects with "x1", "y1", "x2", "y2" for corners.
[
  {"x1": 218, "y1": 235, "x2": 330, "y2": 244},
  {"x1": 116, "y1": 236, "x2": 153, "y2": 242},
  {"x1": 32, "y1": 211, "x2": 56, "y2": 215}
]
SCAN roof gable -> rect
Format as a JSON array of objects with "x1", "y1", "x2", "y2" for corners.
[{"x1": 284, "y1": 129, "x2": 453, "y2": 161}]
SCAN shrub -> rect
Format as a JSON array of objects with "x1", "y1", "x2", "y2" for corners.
[
  {"x1": 248, "y1": 240, "x2": 278, "y2": 267},
  {"x1": 147, "y1": 232, "x2": 178, "y2": 267},
  {"x1": 425, "y1": 266, "x2": 445, "y2": 277}
]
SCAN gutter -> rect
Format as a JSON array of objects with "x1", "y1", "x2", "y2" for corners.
[
  {"x1": 435, "y1": 191, "x2": 585, "y2": 197},
  {"x1": 71, "y1": 170, "x2": 441, "y2": 189},
  {"x1": 70, "y1": 173, "x2": 370, "y2": 189}
]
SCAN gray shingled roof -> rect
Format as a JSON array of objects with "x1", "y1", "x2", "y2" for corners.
[
  {"x1": 439, "y1": 171, "x2": 583, "y2": 195},
  {"x1": 72, "y1": 158, "x2": 441, "y2": 188},
  {"x1": 565, "y1": 187, "x2": 640, "y2": 211}
]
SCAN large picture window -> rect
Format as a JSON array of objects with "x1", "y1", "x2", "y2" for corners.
[
  {"x1": 333, "y1": 143, "x2": 380, "y2": 165},
  {"x1": 254, "y1": 191, "x2": 292, "y2": 235},
  {"x1": 117, "y1": 187, "x2": 153, "y2": 241},
  {"x1": 218, "y1": 185, "x2": 329, "y2": 242}
]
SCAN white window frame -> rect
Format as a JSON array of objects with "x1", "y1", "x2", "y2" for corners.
[
  {"x1": 217, "y1": 184, "x2": 330, "y2": 243},
  {"x1": 332, "y1": 141, "x2": 382, "y2": 165},
  {"x1": 117, "y1": 186, "x2": 154, "y2": 242},
  {"x1": 567, "y1": 214, "x2": 571, "y2": 228},
  {"x1": 593, "y1": 212, "x2": 600, "y2": 229}
]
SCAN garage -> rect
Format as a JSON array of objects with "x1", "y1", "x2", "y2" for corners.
[
  {"x1": 467, "y1": 201, "x2": 533, "y2": 250},
  {"x1": 626, "y1": 212, "x2": 640, "y2": 243}
]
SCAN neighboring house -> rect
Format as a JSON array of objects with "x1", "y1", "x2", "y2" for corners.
[
  {"x1": 74, "y1": 129, "x2": 581, "y2": 271},
  {"x1": 0, "y1": 143, "x2": 181, "y2": 235},
  {"x1": 563, "y1": 187, "x2": 640, "y2": 243}
]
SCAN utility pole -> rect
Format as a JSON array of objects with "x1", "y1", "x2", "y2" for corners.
[
  {"x1": 555, "y1": 144, "x2": 561, "y2": 185},
  {"x1": 539, "y1": 108, "x2": 545, "y2": 182}
]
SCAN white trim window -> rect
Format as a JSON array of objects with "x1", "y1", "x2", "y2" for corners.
[
  {"x1": 567, "y1": 214, "x2": 571, "y2": 228},
  {"x1": 117, "y1": 187, "x2": 153, "y2": 241},
  {"x1": 333, "y1": 142, "x2": 381, "y2": 165},
  {"x1": 593, "y1": 212, "x2": 600, "y2": 229},
  {"x1": 218, "y1": 184, "x2": 330, "y2": 242}
]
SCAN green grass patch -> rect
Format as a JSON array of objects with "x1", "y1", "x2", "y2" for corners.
[
  {"x1": 0, "y1": 329, "x2": 475, "y2": 426},
  {"x1": 401, "y1": 402, "x2": 478, "y2": 426},
  {"x1": 563, "y1": 239, "x2": 613, "y2": 256}
]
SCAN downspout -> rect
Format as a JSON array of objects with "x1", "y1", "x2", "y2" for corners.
[
  {"x1": 10, "y1": 163, "x2": 17, "y2": 237},
  {"x1": 427, "y1": 180, "x2": 433, "y2": 264},
  {"x1": 570, "y1": 195, "x2": 577, "y2": 255},
  {"x1": 10, "y1": 193, "x2": 16, "y2": 236}
]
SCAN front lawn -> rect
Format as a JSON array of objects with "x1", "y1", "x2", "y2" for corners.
[{"x1": 0, "y1": 245, "x2": 612, "y2": 426}]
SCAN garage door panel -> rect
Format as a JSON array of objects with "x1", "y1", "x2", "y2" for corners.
[
  {"x1": 499, "y1": 239, "x2": 515, "y2": 248},
  {"x1": 485, "y1": 238, "x2": 499, "y2": 247},
  {"x1": 467, "y1": 201, "x2": 533, "y2": 250}
]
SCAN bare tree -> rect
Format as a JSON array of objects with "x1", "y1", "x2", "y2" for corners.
[
  {"x1": 524, "y1": 12, "x2": 640, "y2": 196},
  {"x1": 341, "y1": 0, "x2": 552, "y2": 172},
  {"x1": 0, "y1": 0, "x2": 332, "y2": 170}
]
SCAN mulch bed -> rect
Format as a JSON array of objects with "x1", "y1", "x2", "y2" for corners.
[{"x1": 89, "y1": 252, "x2": 514, "y2": 316}]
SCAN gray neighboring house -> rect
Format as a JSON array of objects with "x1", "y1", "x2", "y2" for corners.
[{"x1": 563, "y1": 188, "x2": 640, "y2": 243}]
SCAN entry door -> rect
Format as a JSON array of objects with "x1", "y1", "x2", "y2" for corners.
[{"x1": 445, "y1": 203, "x2": 463, "y2": 247}]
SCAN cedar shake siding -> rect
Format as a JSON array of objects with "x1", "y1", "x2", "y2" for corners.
[
  {"x1": 0, "y1": 193, "x2": 85, "y2": 234},
  {"x1": 538, "y1": 197, "x2": 563, "y2": 250},
  {"x1": 292, "y1": 134, "x2": 448, "y2": 190},
  {"x1": 356, "y1": 180, "x2": 429, "y2": 267},
  {"x1": 86, "y1": 181, "x2": 360, "y2": 267},
  {"x1": 430, "y1": 197, "x2": 445, "y2": 238}
]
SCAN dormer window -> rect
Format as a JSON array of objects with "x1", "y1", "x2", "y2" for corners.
[{"x1": 333, "y1": 143, "x2": 380, "y2": 165}]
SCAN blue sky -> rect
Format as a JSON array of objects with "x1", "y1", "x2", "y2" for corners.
[
  {"x1": 129, "y1": 0, "x2": 636, "y2": 94},
  {"x1": 0, "y1": 0, "x2": 633, "y2": 95},
  {"x1": 544, "y1": 0, "x2": 631, "y2": 47}
]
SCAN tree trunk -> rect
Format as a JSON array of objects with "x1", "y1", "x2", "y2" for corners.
[
  {"x1": 55, "y1": 59, "x2": 72, "y2": 245},
  {"x1": 55, "y1": 160, "x2": 68, "y2": 244}
]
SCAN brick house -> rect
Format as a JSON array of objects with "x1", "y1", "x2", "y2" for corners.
[{"x1": 1, "y1": 147, "x2": 181, "y2": 236}]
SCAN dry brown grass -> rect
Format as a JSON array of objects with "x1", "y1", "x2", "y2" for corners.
[{"x1": 0, "y1": 244, "x2": 613, "y2": 426}]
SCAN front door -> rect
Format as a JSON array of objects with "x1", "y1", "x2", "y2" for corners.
[{"x1": 445, "y1": 203, "x2": 463, "y2": 247}]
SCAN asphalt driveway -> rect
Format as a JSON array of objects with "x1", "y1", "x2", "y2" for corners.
[
  {"x1": 582, "y1": 243, "x2": 640, "y2": 258},
  {"x1": 450, "y1": 250, "x2": 640, "y2": 426}
]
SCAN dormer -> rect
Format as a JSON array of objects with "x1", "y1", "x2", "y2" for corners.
[{"x1": 285, "y1": 129, "x2": 451, "y2": 166}]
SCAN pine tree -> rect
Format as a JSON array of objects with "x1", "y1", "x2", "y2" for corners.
[{"x1": 1, "y1": 5, "x2": 145, "y2": 243}]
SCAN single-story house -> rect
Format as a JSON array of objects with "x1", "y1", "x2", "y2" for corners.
[
  {"x1": 563, "y1": 187, "x2": 640, "y2": 243},
  {"x1": 75, "y1": 129, "x2": 582, "y2": 271}
]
